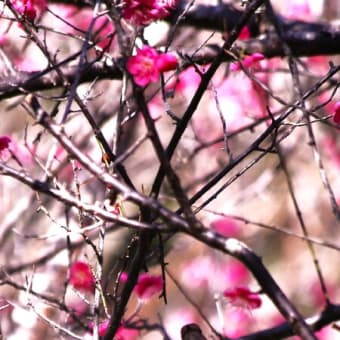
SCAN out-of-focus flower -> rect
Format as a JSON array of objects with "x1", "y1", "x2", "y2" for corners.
[
  {"x1": 284, "y1": 0, "x2": 312, "y2": 20},
  {"x1": 222, "y1": 308, "x2": 255, "y2": 338},
  {"x1": 122, "y1": 0, "x2": 176, "y2": 26},
  {"x1": 223, "y1": 286, "x2": 262, "y2": 310},
  {"x1": 0, "y1": 136, "x2": 12, "y2": 159},
  {"x1": 127, "y1": 45, "x2": 178, "y2": 87},
  {"x1": 0, "y1": 135, "x2": 34, "y2": 165},
  {"x1": 225, "y1": 260, "x2": 250, "y2": 286},
  {"x1": 156, "y1": 52, "x2": 178, "y2": 72},
  {"x1": 89, "y1": 319, "x2": 110, "y2": 337},
  {"x1": 181, "y1": 255, "x2": 249, "y2": 292},
  {"x1": 230, "y1": 53, "x2": 265, "y2": 72},
  {"x1": 65, "y1": 293, "x2": 90, "y2": 322},
  {"x1": 211, "y1": 217, "x2": 240, "y2": 238},
  {"x1": 134, "y1": 273, "x2": 163, "y2": 300},
  {"x1": 120, "y1": 271, "x2": 129, "y2": 283},
  {"x1": 0, "y1": 34, "x2": 7, "y2": 46},
  {"x1": 166, "y1": 65, "x2": 202, "y2": 99},
  {"x1": 69, "y1": 261, "x2": 95, "y2": 293},
  {"x1": 238, "y1": 26, "x2": 251, "y2": 40},
  {"x1": 11, "y1": 0, "x2": 46, "y2": 21},
  {"x1": 332, "y1": 102, "x2": 340, "y2": 124},
  {"x1": 116, "y1": 324, "x2": 139, "y2": 340}
]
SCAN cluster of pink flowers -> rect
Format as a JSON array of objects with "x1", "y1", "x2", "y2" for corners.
[
  {"x1": 122, "y1": 0, "x2": 176, "y2": 26},
  {"x1": 223, "y1": 286, "x2": 262, "y2": 310},
  {"x1": 69, "y1": 261, "x2": 96, "y2": 293},
  {"x1": 230, "y1": 53, "x2": 265, "y2": 72},
  {"x1": 127, "y1": 45, "x2": 178, "y2": 87},
  {"x1": 10, "y1": 0, "x2": 46, "y2": 21}
]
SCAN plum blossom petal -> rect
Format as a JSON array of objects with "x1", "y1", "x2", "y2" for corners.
[
  {"x1": 11, "y1": 0, "x2": 46, "y2": 20},
  {"x1": 211, "y1": 217, "x2": 240, "y2": 238},
  {"x1": 115, "y1": 325, "x2": 139, "y2": 340},
  {"x1": 127, "y1": 45, "x2": 160, "y2": 87},
  {"x1": 134, "y1": 273, "x2": 163, "y2": 300},
  {"x1": 127, "y1": 45, "x2": 178, "y2": 87},
  {"x1": 332, "y1": 102, "x2": 340, "y2": 125},
  {"x1": 223, "y1": 286, "x2": 262, "y2": 310},
  {"x1": 0, "y1": 136, "x2": 12, "y2": 158},
  {"x1": 156, "y1": 52, "x2": 178, "y2": 72},
  {"x1": 69, "y1": 261, "x2": 96, "y2": 293},
  {"x1": 122, "y1": 0, "x2": 176, "y2": 26}
]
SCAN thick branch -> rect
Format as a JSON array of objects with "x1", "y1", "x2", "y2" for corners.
[{"x1": 238, "y1": 303, "x2": 340, "y2": 340}]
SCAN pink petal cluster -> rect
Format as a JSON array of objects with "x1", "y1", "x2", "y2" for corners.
[
  {"x1": 11, "y1": 0, "x2": 46, "y2": 21},
  {"x1": 223, "y1": 286, "x2": 262, "y2": 310},
  {"x1": 69, "y1": 261, "x2": 96, "y2": 293},
  {"x1": 230, "y1": 53, "x2": 265, "y2": 72},
  {"x1": 332, "y1": 102, "x2": 340, "y2": 125},
  {"x1": 0, "y1": 136, "x2": 11, "y2": 158},
  {"x1": 122, "y1": 0, "x2": 176, "y2": 26},
  {"x1": 134, "y1": 273, "x2": 163, "y2": 300},
  {"x1": 127, "y1": 45, "x2": 178, "y2": 87},
  {"x1": 211, "y1": 217, "x2": 241, "y2": 238}
]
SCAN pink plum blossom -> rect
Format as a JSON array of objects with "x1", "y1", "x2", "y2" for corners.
[
  {"x1": 89, "y1": 319, "x2": 110, "y2": 337},
  {"x1": 332, "y1": 102, "x2": 340, "y2": 125},
  {"x1": 127, "y1": 45, "x2": 160, "y2": 86},
  {"x1": 222, "y1": 308, "x2": 255, "y2": 338},
  {"x1": 0, "y1": 135, "x2": 33, "y2": 164},
  {"x1": 156, "y1": 52, "x2": 178, "y2": 72},
  {"x1": 238, "y1": 26, "x2": 251, "y2": 40},
  {"x1": 115, "y1": 325, "x2": 139, "y2": 340},
  {"x1": 166, "y1": 66, "x2": 202, "y2": 98},
  {"x1": 194, "y1": 73, "x2": 267, "y2": 142},
  {"x1": 211, "y1": 217, "x2": 241, "y2": 237},
  {"x1": 11, "y1": 0, "x2": 46, "y2": 21},
  {"x1": 69, "y1": 261, "x2": 96, "y2": 293},
  {"x1": 0, "y1": 136, "x2": 12, "y2": 159},
  {"x1": 181, "y1": 255, "x2": 249, "y2": 292},
  {"x1": 134, "y1": 273, "x2": 163, "y2": 300},
  {"x1": 127, "y1": 45, "x2": 178, "y2": 87},
  {"x1": 225, "y1": 260, "x2": 250, "y2": 286},
  {"x1": 122, "y1": 0, "x2": 176, "y2": 26},
  {"x1": 223, "y1": 286, "x2": 262, "y2": 310}
]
